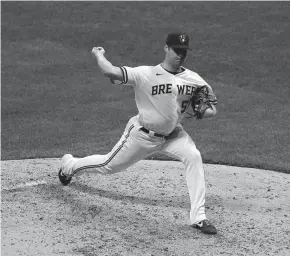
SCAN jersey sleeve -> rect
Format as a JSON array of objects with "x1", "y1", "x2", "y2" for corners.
[{"x1": 119, "y1": 66, "x2": 144, "y2": 88}]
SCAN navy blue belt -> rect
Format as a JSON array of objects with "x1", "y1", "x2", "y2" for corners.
[{"x1": 140, "y1": 127, "x2": 166, "y2": 138}]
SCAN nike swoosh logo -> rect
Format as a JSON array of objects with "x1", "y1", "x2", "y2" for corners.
[{"x1": 156, "y1": 73, "x2": 163, "y2": 76}]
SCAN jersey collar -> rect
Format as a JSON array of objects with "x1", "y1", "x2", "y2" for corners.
[{"x1": 158, "y1": 64, "x2": 186, "y2": 76}]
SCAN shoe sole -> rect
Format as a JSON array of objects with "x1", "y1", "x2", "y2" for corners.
[
  {"x1": 202, "y1": 230, "x2": 217, "y2": 235},
  {"x1": 193, "y1": 225, "x2": 217, "y2": 235}
]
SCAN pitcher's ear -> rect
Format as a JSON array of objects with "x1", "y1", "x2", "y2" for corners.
[{"x1": 164, "y1": 44, "x2": 169, "y2": 52}]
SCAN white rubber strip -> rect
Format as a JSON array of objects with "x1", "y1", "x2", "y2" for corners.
[{"x1": 2, "y1": 180, "x2": 47, "y2": 191}]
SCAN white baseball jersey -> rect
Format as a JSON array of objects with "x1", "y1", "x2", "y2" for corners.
[{"x1": 119, "y1": 64, "x2": 217, "y2": 135}]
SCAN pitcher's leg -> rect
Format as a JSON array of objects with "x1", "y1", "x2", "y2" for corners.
[
  {"x1": 71, "y1": 124, "x2": 137, "y2": 176},
  {"x1": 160, "y1": 126, "x2": 206, "y2": 224},
  {"x1": 61, "y1": 119, "x2": 151, "y2": 178},
  {"x1": 185, "y1": 150, "x2": 206, "y2": 225}
]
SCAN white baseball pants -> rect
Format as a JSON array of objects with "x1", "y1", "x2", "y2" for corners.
[{"x1": 63, "y1": 115, "x2": 206, "y2": 224}]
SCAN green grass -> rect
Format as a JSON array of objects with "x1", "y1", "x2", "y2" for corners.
[{"x1": 1, "y1": 2, "x2": 290, "y2": 173}]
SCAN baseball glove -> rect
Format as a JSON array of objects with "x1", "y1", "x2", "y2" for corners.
[{"x1": 190, "y1": 86, "x2": 213, "y2": 120}]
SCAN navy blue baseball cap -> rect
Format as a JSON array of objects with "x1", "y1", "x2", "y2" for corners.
[{"x1": 166, "y1": 33, "x2": 191, "y2": 50}]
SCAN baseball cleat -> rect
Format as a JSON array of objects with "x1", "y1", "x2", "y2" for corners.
[
  {"x1": 192, "y1": 219, "x2": 217, "y2": 235},
  {"x1": 58, "y1": 169, "x2": 72, "y2": 185},
  {"x1": 58, "y1": 154, "x2": 74, "y2": 185}
]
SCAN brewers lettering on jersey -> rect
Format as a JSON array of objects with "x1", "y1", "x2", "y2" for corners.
[{"x1": 58, "y1": 33, "x2": 218, "y2": 235}]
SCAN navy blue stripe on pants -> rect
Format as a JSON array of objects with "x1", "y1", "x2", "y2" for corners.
[{"x1": 71, "y1": 124, "x2": 135, "y2": 176}]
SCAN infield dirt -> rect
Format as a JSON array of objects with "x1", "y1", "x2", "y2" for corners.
[{"x1": 1, "y1": 159, "x2": 289, "y2": 256}]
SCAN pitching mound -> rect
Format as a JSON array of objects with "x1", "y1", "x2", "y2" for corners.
[{"x1": 1, "y1": 159, "x2": 289, "y2": 256}]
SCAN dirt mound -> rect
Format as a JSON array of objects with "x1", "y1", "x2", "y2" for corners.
[{"x1": 1, "y1": 159, "x2": 289, "y2": 256}]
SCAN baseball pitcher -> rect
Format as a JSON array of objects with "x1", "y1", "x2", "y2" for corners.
[{"x1": 59, "y1": 33, "x2": 218, "y2": 234}]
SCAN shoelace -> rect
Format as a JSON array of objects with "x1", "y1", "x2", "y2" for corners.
[
  {"x1": 197, "y1": 219, "x2": 211, "y2": 227},
  {"x1": 203, "y1": 219, "x2": 211, "y2": 225}
]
